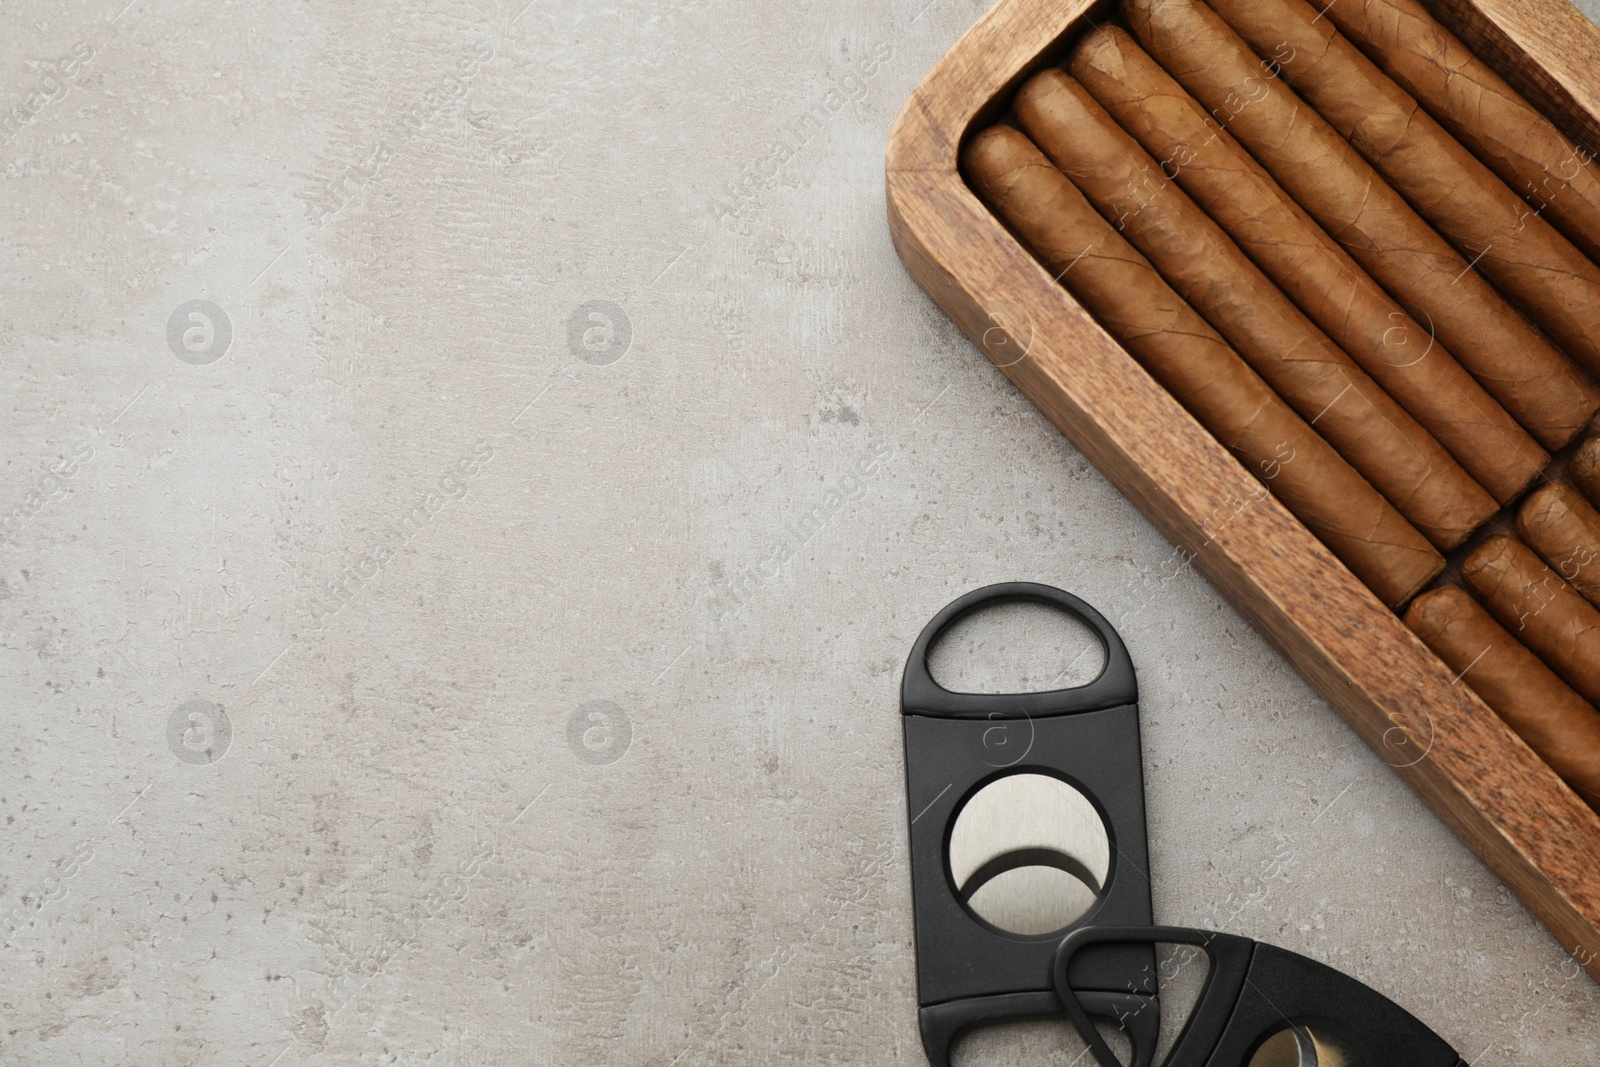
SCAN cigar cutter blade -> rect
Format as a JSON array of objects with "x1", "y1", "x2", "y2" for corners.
[
  {"x1": 1054, "y1": 926, "x2": 1468, "y2": 1067},
  {"x1": 900, "y1": 583, "x2": 1157, "y2": 1067}
]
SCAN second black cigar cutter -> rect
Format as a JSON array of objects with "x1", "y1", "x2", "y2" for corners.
[
  {"x1": 901, "y1": 583, "x2": 1468, "y2": 1067},
  {"x1": 901, "y1": 583, "x2": 1155, "y2": 1066}
]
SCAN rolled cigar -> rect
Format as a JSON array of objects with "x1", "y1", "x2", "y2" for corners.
[
  {"x1": 1462, "y1": 535, "x2": 1600, "y2": 707},
  {"x1": 1319, "y1": 0, "x2": 1600, "y2": 265},
  {"x1": 1123, "y1": 0, "x2": 1600, "y2": 450},
  {"x1": 1406, "y1": 586, "x2": 1600, "y2": 810},
  {"x1": 1067, "y1": 25, "x2": 1546, "y2": 504},
  {"x1": 1013, "y1": 70, "x2": 1497, "y2": 550},
  {"x1": 1571, "y1": 436, "x2": 1600, "y2": 507},
  {"x1": 1518, "y1": 482, "x2": 1600, "y2": 607},
  {"x1": 965, "y1": 125, "x2": 1442, "y2": 605},
  {"x1": 1204, "y1": 0, "x2": 1600, "y2": 378}
]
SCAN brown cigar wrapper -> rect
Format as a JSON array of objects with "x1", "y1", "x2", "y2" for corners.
[
  {"x1": 1463, "y1": 535, "x2": 1600, "y2": 706},
  {"x1": 1123, "y1": 0, "x2": 1600, "y2": 450},
  {"x1": 965, "y1": 125, "x2": 1441, "y2": 606},
  {"x1": 1518, "y1": 482, "x2": 1600, "y2": 608},
  {"x1": 1406, "y1": 586, "x2": 1600, "y2": 810},
  {"x1": 1206, "y1": 0, "x2": 1600, "y2": 377},
  {"x1": 1067, "y1": 26, "x2": 1545, "y2": 504},
  {"x1": 1572, "y1": 436, "x2": 1600, "y2": 509},
  {"x1": 1013, "y1": 70, "x2": 1496, "y2": 550},
  {"x1": 1320, "y1": 0, "x2": 1600, "y2": 266}
]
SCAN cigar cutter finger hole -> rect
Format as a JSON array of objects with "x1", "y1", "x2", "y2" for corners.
[
  {"x1": 927, "y1": 600, "x2": 1108, "y2": 694},
  {"x1": 947, "y1": 772, "x2": 1110, "y2": 936}
]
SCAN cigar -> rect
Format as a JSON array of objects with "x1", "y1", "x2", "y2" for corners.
[
  {"x1": 1462, "y1": 535, "x2": 1600, "y2": 707},
  {"x1": 1572, "y1": 436, "x2": 1600, "y2": 508},
  {"x1": 1012, "y1": 70, "x2": 1497, "y2": 551},
  {"x1": 1204, "y1": 0, "x2": 1600, "y2": 378},
  {"x1": 1318, "y1": 0, "x2": 1600, "y2": 266},
  {"x1": 1406, "y1": 586, "x2": 1600, "y2": 810},
  {"x1": 1122, "y1": 0, "x2": 1600, "y2": 450},
  {"x1": 965, "y1": 125, "x2": 1442, "y2": 605},
  {"x1": 1518, "y1": 482, "x2": 1600, "y2": 608},
  {"x1": 1067, "y1": 25, "x2": 1546, "y2": 504}
]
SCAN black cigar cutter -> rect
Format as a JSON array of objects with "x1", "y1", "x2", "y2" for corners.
[
  {"x1": 901, "y1": 583, "x2": 1469, "y2": 1067},
  {"x1": 900, "y1": 583, "x2": 1156, "y2": 1067},
  {"x1": 1055, "y1": 926, "x2": 1468, "y2": 1067}
]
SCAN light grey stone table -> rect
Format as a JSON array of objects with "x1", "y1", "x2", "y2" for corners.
[{"x1": 3, "y1": 1, "x2": 1598, "y2": 1064}]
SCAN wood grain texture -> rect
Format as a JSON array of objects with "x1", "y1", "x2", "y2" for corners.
[
  {"x1": 1427, "y1": 0, "x2": 1600, "y2": 154},
  {"x1": 886, "y1": 0, "x2": 1600, "y2": 980}
]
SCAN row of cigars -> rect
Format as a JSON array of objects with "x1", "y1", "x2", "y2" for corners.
[
  {"x1": 1410, "y1": 469, "x2": 1600, "y2": 811},
  {"x1": 963, "y1": 0, "x2": 1600, "y2": 808}
]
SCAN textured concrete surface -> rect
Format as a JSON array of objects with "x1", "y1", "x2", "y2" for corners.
[{"x1": 3, "y1": 1, "x2": 1600, "y2": 1064}]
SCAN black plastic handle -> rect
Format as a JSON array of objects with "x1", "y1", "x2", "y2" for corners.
[
  {"x1": 1055, "y1": 926, "x2": 1253, "y2": 1067},
  {"x1": 901, "y1": 583, "x2": 1137, "y2": 719}
]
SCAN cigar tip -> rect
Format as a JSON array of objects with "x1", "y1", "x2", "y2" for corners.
[
  {"x1": 1463, "y1": 534, "x2": 1516, "y2": 576},
  {"x1": 1521, "y1": 480, "x2": 1562, "y2": 516},
  {"x1": 1068, "y1": 22, "x2": 1122, "y2": 65},
  {"x1": 1572, "y1": 435, "x2": 1600, "y2": 481},
  {"x1": 1067, "y1": 27, "x2": 1118, "y2": 80},
  {"x1": 962, "y1": 126, "x2": 1044, "y2": 196},
  {"x1": 1407, "y1": 585, "x2": 1462, "y2": 615},
  {"x1": 964, "y1": 125, "x2": 1023, "y2": 167},
  {"x1": 1535, "y1": 480, "x2": 1565, "y2": 500},
  {"x1": 1076, "y1": 22, "x2": 1112, "y2": 47},
  {"x1": 965, "y1": 124, "x2": 1014, "y2": 152},
  {"x1": 1016, "y1": 67, "x2": 1072, "y2": 111},
  {"x1": 1409, "y1": 582, "x2": 1481, "y2": 627}
]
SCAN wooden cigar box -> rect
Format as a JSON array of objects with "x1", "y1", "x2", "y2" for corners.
[{"x1": 886, "y1": 0, "x2": 1600, "y2": 977}]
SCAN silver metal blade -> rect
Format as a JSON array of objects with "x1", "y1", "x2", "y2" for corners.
[
  {"x1": 1293, "y1": 1027, "x2": 1320, "y2": 1067},
  {"x1": 1247, "y1": 1025, "x2": 1358, "y2": 1067},
  {"x1": 946, "y1": 772, "x2": 1109, "y2": 935}
]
